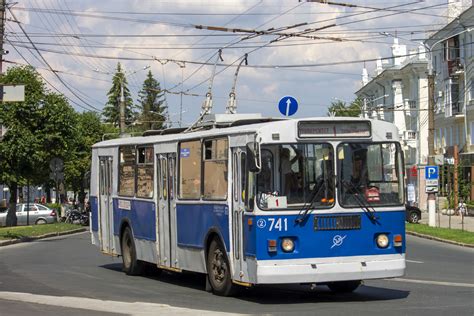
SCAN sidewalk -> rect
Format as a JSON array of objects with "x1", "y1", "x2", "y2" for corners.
[{"x1": 419, "y1": 212, "x2": 474, "y2": 232}]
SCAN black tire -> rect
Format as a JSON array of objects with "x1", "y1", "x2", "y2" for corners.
[
  {"x1": 35, "y1": 218, "x2": 47, "y2": 225},
  {"x1": 408, "y1": 211, "x2": 420, "y2": 224},
  {"x1": 207, "y1": 239, "x2": 236, "y2": 296},
  {"x1": 327, "y1": 280, "x2": 361, "y2": 293},
  {"x1": 121, "y1": 226, "x2": 144, "y2": 276}
]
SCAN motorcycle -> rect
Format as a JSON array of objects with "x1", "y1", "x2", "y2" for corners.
[{"x1": 62, "y1": 207, "x2": 89, "y2": 226}]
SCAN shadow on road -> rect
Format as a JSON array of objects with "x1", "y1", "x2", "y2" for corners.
[{"x1": 100, "y1": 263, "x2": 410, "y2": 304}]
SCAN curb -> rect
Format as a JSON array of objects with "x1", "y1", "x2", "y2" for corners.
[
  {"x1": 406, "y1": 230, "x2": 474, "y2": 248},
  {"x1": 0, "y1": 228, "x2": 88, "y2": 247}
]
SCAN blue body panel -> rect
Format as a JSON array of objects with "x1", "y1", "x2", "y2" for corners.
[
  {"x1": 244, "y1": 210, "x2": 405, "y2": 260},
  {"x1": 90, "y1": 196, "x2": 98, "y2": 232},
  {"x1": 176, "y1": 203, "x2": 229, "y2": 250},
  {"x1": 112, "y1": 198, "x2": 156, "y2": 241}
]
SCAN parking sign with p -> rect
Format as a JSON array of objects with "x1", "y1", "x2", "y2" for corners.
[{"x1": 425, "y1": 166, "x2": 439, "y2": 180}]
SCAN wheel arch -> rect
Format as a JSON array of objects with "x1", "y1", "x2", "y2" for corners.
[
  {"x1": 119, "y1": 218, "x2": 133, "y2": 251},
  {"x1": 204, "y1": 227, "x2": 228, "y2": 265}
]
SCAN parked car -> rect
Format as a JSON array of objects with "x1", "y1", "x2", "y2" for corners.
[
  {"x1": 0, "y1": 203, "x2": 57, "y2": 227},
  {"x1": 406, "y1": 205, "x2": 421, "y2": 224}
]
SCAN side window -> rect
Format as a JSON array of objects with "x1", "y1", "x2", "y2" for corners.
[
  {"x1": 119, "y1": 146, "x2": 136, "y2": 196},
  {"x1": 203, "y1": 138, "x2": 228, "y2": 200},
  {"x1": 233, "y1": 152, "x2": 238, "y2": 202},
  {"x1": 179, "y1": 140, "x2": 202, "y2": 199},
  {"x1": 161, "y1": 158, "x2": 168, "y2": 200},
  {"x1": 241, "y1": 152, "x2": 247, "y2": 203},
  {"x1": 137, "y1": 147, "x2": 154, "y2": 198}
]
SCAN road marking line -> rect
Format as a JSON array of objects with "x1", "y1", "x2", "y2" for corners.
[
  {"x1": 0, "y1": 291, "x2": 240, "y2": 316},
  {"x1": 389, "y1": 278, "x2": 474, "y2": 288},
  {"x1": 406, "y1": 259, "x2": 424, "y2": 264}
]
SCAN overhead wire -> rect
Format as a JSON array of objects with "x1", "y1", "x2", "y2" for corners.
[
  {"x1": 29, "y1": 0, "x2": 105, "y2": 106},
  {"x1": 7, "y1": 7, "x2": 102, "y2": 112}
]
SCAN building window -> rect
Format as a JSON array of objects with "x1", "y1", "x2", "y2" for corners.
[
  {"x1": 136, "y1": 147, "x2": 154, "y2": 198},
  {"x1": 179, "y1": 140, "x2": 202, "y2": 199},
  {"x1": 203, "y1": 138, "x2": 228, "y2": 200},
  {"x1": 119, "y1": 146, "x2": 136, "y2": 197}
]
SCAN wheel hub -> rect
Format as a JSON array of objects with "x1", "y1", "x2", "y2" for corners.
[{"x1": 211, "y1": 249, "x2": 226, "y2": 283}]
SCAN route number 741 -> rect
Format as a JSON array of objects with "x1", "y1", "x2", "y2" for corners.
[{"x1": 268, "y1": 218, "x2": 288, "y2": 232}]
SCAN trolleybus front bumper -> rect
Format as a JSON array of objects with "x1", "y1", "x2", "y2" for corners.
[{"x1": 254, "y1": 254, "x2": 405, "y2": 284}]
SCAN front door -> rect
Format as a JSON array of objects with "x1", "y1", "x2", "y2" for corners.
[
  {"x1": 232, "y1": 148, "x2": 246, "y2": 280},
  {"x1": 157, "y1": 153, "x2": 177, "y2": 268},
  {"x1": 99, "y1": 156, "x2": 114, "y2": 253}
]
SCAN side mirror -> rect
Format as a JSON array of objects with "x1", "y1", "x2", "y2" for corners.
[{"x1": 246, "y1": 142, "x2": 261, "y2": 173}]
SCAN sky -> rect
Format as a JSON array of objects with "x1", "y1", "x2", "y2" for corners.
[{"x1": 4, "y1": 0, "x2": 452, "y2": 126}]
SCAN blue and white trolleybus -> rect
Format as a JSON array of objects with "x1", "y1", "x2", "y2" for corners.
[{"x1": 90, "y1": 114, "x2": 406, "y2": 296}]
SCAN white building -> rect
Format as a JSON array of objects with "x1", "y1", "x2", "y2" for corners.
[
  {"x1": 425, "y1": 4, "x2": 474, "y2": 200},
  {"x1": 355, "y1": 39, "x2": 430, "y2": 210}
]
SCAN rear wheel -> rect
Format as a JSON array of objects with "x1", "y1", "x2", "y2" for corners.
[
  {"x1": 408, "y1": 211, "x2": 420, "y2": 224},
  {"x1": 327, "y1": 280, "x2": 361, "y2": 293},
  {"x1": 121, "y1": 226, "x2": 144, "y2": 275},
  {"x1": 207, "y1": 239, "x2": 236, "y2": 296},
  {"x1": 35, "y1": 218, "x2": 47, "y2": 225}
]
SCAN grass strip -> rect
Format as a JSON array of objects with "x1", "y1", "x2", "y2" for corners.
[
  {"x1": 406, "y1": 223, "x2": 474, "y2": 245},
  {"x1": 0, "y1": 223, "x2": 82, "y2": 240}
]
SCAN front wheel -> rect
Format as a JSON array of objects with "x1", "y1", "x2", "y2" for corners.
[
  {"x1": 207, "y1": 239, "x2": 236, "y2": 296},
  {"x1": 121, "y1": 226, "x2": 144, "y2": 275},
  {"x1": 327, "y1": 280, "x2": 361, "y2": 293}
]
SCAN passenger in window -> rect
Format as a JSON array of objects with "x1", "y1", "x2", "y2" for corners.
[
  {"x1": 351, "y1": 149, "x2": 369, "y2": 189},
  {"x1": 281, "y1": 148, "x2": 302, "y2": 200}
]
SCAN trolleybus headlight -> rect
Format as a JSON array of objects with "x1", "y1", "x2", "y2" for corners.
[
  {"x1": 281, "y1": 238, "x2": 295, "y2": 252},
  {"x1": 376, "y1": 234, "x2": 389, "y2": 248}
]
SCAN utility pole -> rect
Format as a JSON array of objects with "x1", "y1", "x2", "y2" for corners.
[
  {"x1": 0, "y1": 0, "x2": 5, "y2": 75},
  {"x1": 119, "y1": 79, "x2": 126, "y2": 135},
  {"x1": 427, "y1": 65, "x2": 436, "y2": 227}
]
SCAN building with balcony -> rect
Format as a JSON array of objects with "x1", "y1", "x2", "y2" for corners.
[
  {"x1": 425, "y1": 4, "x2": 474, "y2": 201},
  {"x1": 355, "y1": 38, "x2": 430, "y2": 210}
]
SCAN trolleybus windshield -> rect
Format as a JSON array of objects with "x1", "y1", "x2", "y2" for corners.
[
  {"x1": 337, "y1": 142, "x2": 404, "y2": 207},
  {"x1": 256, "y1": 143, "x2": 335, "y2": 210}
]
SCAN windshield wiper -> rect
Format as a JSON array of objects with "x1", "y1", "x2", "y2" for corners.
[
  {"x1": 340, "y1": 180, "x2": 378, "y2": 221},
  {"x1": 295, "y1": 179, "x2": 329, "y2": 224}
]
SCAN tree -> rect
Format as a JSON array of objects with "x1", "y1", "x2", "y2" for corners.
[
  {"x1": 102, "y1": 62, "x2": 134, "y2": 127},
  {"x1": 64, "y1": 112, "x2": 108, "y2": 207},
  {"x1": 136, "y1": 70, "x2": 167, "y2": 130},
  {"x1": 327, "y1": 98, "x2": 362, "y2": 117}
]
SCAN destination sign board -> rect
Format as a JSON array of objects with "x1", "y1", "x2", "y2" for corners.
[{"x1": 298, "y1": 121, "x2": 371, "y2": 138}]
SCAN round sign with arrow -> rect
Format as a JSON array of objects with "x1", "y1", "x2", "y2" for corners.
[{"x1": 278, "y1": 96, "x2": 298, "y2": 117}]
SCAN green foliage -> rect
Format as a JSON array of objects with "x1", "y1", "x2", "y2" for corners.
[
  {"x1": 136, "y1": 70, "x2": 167, "y2": 131},
  {"x1": 0, "y1": 223, "x2": 82, "y2": 240},
  {"x1": 102, "y1": 62, "x2": 135, "y2": 126},
  {"x1": 406, "y1": 223, "x2": 474, "y2": 245},
  {"x1": 327, "y1": 98, "x2": 362, "y2": 117},
  {"x1": 64, "y1": 112, "x2": 109, "y2": 202},
  {"x1": 0, "y1": 66, "x2": 81, "y2": 225}
]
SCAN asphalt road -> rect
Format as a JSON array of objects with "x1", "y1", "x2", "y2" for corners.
[{"x1": 0, "y1": 232, "x2": 473, "y2": 316}]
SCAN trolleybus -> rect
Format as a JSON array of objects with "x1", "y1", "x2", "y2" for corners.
[{"x1": 90, "y1": 114, "x2": 406, "y2": 296}]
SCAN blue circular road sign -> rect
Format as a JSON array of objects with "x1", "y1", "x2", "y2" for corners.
[{"x1": 278, "y1": 96, "x2": 298, "y2": 116}]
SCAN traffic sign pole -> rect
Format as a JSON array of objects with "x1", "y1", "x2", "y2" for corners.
[{"x1": 425, "y1": 165, "x2": 439, "y2": 227}]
